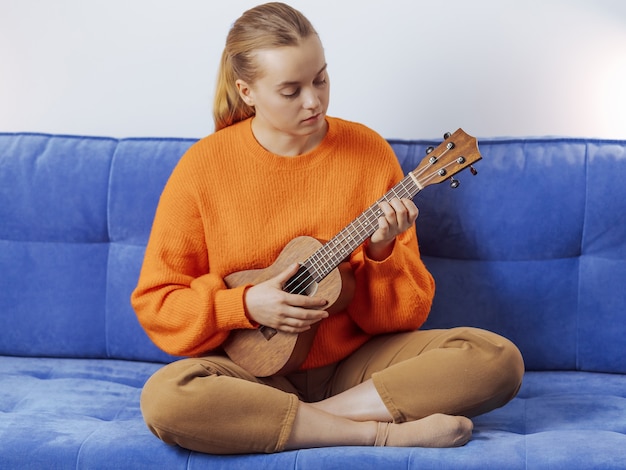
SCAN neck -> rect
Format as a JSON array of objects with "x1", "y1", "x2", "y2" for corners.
[{"x1": 251, "y1": 118, "x2": 328, "y2": 157}]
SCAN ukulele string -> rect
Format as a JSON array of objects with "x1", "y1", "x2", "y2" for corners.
[{"x1": 284, "y1": 151, "x2": 458, "y2": 296}]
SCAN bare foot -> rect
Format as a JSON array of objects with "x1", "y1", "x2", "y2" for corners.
[{"x1": 377, "y1": 414, "x2": 473, "y2": 448}]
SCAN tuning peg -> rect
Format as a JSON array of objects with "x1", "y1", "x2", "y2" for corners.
[
  {"x1": 470, "y1": 165, "x2": 478, "y2": 175},
  {"x1": 443, "y1": 132, "x2": 451, "y2": 139},
  {"x1": 426, "y1": 146, "x2": 434, "y2": 154},
  {"x1": 450, "y1": 177, "x2": 460, "y2": 188}
]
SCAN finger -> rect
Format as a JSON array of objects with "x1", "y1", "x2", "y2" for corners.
[
  {"x1": 272, "y1": 310, "x2": 327, "y2": 334},
  {"x1": 388, "y1": 198, "x2": 418, "y2": 229},
  {"x1": 381, "y1": 198, "x2": 406, "y2": 223},
  {"x1": 278, "y1": 326, "x2": 310, "y2": 334},
  {"x1": 376, "y1": 200, "x2": 401, "y2": 237},
  {"x1": 285, "y1": 308, "x2": 328, "y2": 324},
  {"x1": 274, "y1": 263, "x2": 302, "y2": 286},
  {"x1": 373, "y1": 215, "x2": 390, "y2": 242},
  {"x1": 378, "y1": 200, "x2": 394, "y2": 218},
  {"x1": 285, "y1": 291, "x2": 328, "y2": 308},
  {"x1": 377, "y1": 201, "x2": 394, "y2": 229},
  {"x1": 277, "y1": 307, "x2": 328, "y2": 331},
  {"x1": 276, "y1": 323, "x2": 313, "y2": 334},
  {"x1": 397, "y1": 199, "x2": 419, "y2": 229},
  {"x1": 388, "y1": 198, "x2": 409, "y2": 223},
  {"x1": 404, "y1": 198, "x2": 419, "y2": 222}
]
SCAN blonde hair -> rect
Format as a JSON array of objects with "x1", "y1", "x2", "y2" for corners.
[{"x1": 212, "y1": 2, "x2": 317, "y2": 132}]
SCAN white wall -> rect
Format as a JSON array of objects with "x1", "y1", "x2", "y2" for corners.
[{"x1": 1, "y1": 0, "x2": 625, "y2": 140}]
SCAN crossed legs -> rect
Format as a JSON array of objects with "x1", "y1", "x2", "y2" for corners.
[{"x1": 140, "y1": 327, "x2": 523, "y2": 454}]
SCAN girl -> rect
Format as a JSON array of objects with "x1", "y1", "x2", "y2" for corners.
[{"x1": 132, "y1": 2, "x2": 524, "y2": 455}]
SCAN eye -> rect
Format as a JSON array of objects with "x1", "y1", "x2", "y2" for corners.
[
  {"x1": 314, "y1": 70, "x2": 328, "y2": 86},
  {"x1": 280, "y1": 86, "x2": 300, "y2": 99}
]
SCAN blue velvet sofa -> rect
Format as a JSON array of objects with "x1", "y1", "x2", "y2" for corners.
[{"x1": 1, "y1": 131, "x2": 625, "y2": 469}]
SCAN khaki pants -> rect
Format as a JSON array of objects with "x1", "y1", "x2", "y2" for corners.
[{"x1": 140, "y1": 327, "x2": 524, "y2": 454}]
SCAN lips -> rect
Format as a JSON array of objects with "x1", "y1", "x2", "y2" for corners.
[{"x1": 302, "y1": 113, "x2": 322, "y2": 124}]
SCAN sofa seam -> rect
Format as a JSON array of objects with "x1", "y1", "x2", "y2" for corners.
[
  {"x1": 74, "y1": 421, "x2": 106, "y2": 470},
  {"x1": 104, "y1": 138, "x2": 121, "y2": 360},
  {"x1": 575, "y1": 143, "x2": 591, "y2": 372}
]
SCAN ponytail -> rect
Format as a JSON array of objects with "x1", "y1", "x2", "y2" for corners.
[{"x1": 213, "y1": 50, "x2": 255, "y2": 132}]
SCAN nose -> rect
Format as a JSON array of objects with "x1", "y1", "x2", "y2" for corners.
[{"x1": 302, "y1": 88, "x2": 321, "y2": 110}]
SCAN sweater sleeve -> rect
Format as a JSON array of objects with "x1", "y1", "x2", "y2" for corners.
[
  {"x1": 347, "y1": 227, "x2": 435, "y2": 334},
  {"x1": 130, "y1": 150, "x2": 256, "y2": 357}
]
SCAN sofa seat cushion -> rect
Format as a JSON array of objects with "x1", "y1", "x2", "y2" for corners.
[
  {"x1": 1, "y1": 357, "x2": 625, "y2": 469},
  {"x1": 474, "y1": 371, "x2": 626, "y2": 468},
  {"x1": 0, "y1": 356, "x2": 171, "y2": 468}
]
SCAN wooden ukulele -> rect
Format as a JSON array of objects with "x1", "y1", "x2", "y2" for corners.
[{"x1": 222, "y1": 128, "x2": 482, "y2": 376}]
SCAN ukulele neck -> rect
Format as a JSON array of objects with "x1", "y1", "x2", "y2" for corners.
[
  {"x1": 300, "y1": 128, "x2": 481, "y2": 285},
  {"x1": 303, "y1": 174, "x2": 421, "y2": 282}
]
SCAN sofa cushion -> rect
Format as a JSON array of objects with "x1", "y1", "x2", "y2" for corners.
[
  {"x1": 0, "y1": 134, "x2": 115, "y2": 358},
  {"x1": 578, "y1": 142, "x2": 626, "y2": 372},
  {"x1": 106, "y1": 137, "x2": 195, "y2": 362},
  {"x1": 1, "y1": 356, "x2": 625, "y2": 469}
]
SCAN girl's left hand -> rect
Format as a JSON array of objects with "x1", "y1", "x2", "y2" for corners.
[{"x1": 367, "y1": 197, "x2": 419, "y2": 261}]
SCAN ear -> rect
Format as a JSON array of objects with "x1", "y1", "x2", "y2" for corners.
[{"x1": 235, "y1": 79, "x2": 255, "y2": 107}]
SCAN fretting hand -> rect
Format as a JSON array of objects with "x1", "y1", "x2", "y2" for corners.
[{"x1": 367, "y1": 197, "x2": 419, "y2": 261}]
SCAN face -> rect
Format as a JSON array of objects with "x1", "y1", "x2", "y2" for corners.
[{"x1": 236, "y1": 35, "x2": 330, "y2": 154}]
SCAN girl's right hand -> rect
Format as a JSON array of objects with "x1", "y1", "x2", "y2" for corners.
[{"x1": 244, "y1": 263, "x2": 329, "y2": 333}]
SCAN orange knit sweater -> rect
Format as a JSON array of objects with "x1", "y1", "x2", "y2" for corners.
[{"x1": 131, "y1": 117, "x2": 435, "y2": 370}]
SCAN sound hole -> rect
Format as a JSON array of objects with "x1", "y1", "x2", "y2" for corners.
[{"x1": 283, "y1": 265, "x2": 317, "y2": 296}]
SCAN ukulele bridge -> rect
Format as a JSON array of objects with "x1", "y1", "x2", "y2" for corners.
[{"x1": 259, "y1": 325, "x2": 277, "y2": 340}]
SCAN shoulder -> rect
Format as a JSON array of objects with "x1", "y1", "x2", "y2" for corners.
[
  {"x1": 186, "y1": 121, "x2": 246, "y2": 160},
  {"x1": 160, "y1": 121, "x2": 249, "y2": 197},
  {"x1": 327, "y1": 117, "x2": 395, "y2": 156},
  {"x1": 328, "y1": 116, "x2": 385, "y2": 140},
  {"x1": 327, "y1": 116, "x2": 399, "y2": 170},
  {"x1": 172, "y1": 120, "x2": 250, "y2": 176}
]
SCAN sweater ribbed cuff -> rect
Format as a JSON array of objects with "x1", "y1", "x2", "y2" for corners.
[{"x1": 214, "y1": 285, "x2": 257, "y2": 330}]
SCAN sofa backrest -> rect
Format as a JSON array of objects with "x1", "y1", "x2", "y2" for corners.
[{"x1": 1, "y1": 132, "x2": 625, "y2": 373}]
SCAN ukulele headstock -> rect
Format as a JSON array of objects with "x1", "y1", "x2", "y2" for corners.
[{"x1": 411, "y1": 129, "x2": 482, "y2": 189}]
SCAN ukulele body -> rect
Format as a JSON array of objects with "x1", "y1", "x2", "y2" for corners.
[{"x1": 222, "y1": 236, "x2": 355, "y2": 377}]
